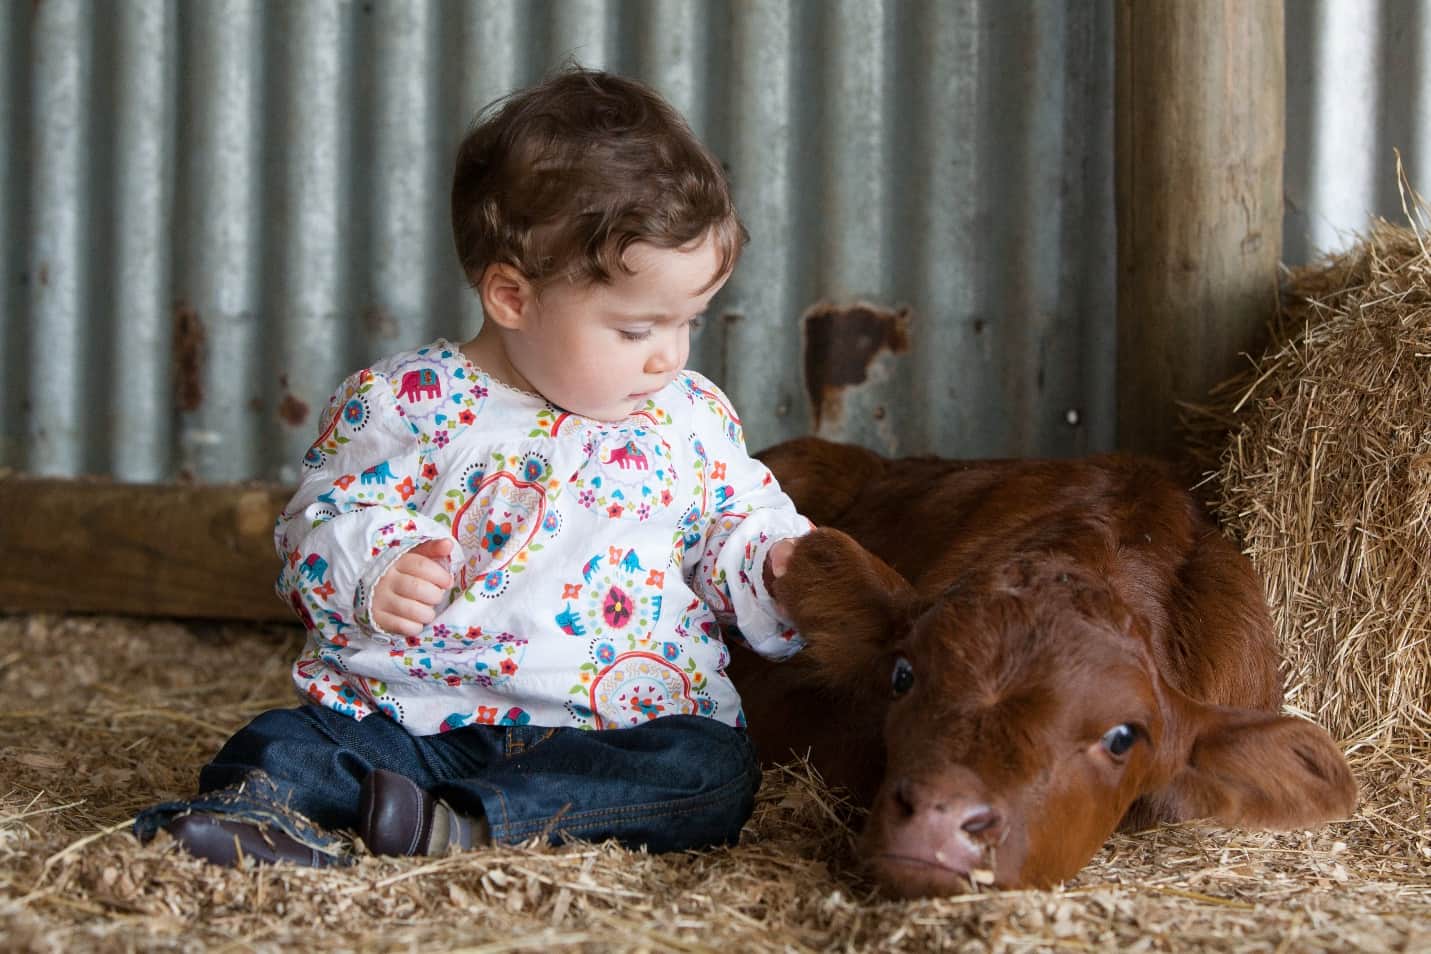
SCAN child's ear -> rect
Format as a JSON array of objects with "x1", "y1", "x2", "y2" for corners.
[{"x1": 479, "y1": 263, "x2": 535, "y2": 330}]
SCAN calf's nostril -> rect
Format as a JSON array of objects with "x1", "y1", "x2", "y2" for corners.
[
  {"x1": 892, "y1": 778, "x2": 917, "y2": 816},
  {"x1": 960, "y1": 806, "x2": 1001, "y2": 837}
]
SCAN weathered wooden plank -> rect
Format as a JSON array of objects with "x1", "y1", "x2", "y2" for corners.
[
  {"x1": 1115, "y1": 0, "x2": 1285, "y2": 458},
  {"x1": 0, "y1": 478, "x2": 294, "y2": 620}
]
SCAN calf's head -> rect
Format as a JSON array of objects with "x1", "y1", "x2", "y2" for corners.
[{"x1": 773, "y1": 529, "x2": 1357, "y2": 898}]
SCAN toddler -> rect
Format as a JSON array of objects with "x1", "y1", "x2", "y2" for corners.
[{"x1": 134, "y1": 68, "x2": 811, "y2": 866}]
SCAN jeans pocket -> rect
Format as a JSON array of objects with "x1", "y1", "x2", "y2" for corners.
[{"x1": 504, "y1": 724, "x2": 559, "y2": 758}]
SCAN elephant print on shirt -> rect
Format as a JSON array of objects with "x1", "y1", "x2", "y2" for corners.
[
  {"x1": 398, "y1": 368, "x2": 442, "y2": 402},
  {"x1": 572, "y1": 427, "x2": 679, "y2": 522},
  {"x1": 299, "y1": 553, "x2": 329, "y2": 582},
  {"x1": 602, "y1": 441, "x2": 650, "y2": 470},
  {"x1": 361, "y1": 461, "x2": 396, "y2": 485}
]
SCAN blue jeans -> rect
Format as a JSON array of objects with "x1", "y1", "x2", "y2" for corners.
[{"x1": 133, "y1": 704, "x2": 761, "y2": 855}]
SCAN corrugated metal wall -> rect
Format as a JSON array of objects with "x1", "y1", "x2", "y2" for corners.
[
  {"x1": 1285, "y1": 0, "x2": 1431, "y2": 266},
  {"x1": 4, "y1": 1, "x2": 1423, "y2": 484}
]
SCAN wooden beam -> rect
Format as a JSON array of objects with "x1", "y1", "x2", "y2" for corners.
[
  {"x1": 0, "y1": 478, "x2": 295, "y2": 621},
  {"x1": 1115, "y1": 0, "x2": 1285, "y2": 458}
]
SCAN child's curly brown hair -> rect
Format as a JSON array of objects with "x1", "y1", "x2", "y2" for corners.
[{"x1": 451, "y1": 68, "x2": 747, "y2": 294}]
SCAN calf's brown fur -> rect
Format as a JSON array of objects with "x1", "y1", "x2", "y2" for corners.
[{"x1": 732, "y1": 438, "x2": 1356, "y2": 898}]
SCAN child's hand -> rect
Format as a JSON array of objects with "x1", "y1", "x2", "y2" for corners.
[
  {"x1": 372, "y1": 539, "x2": 455, "y2": 637},
  {"x1": 763, "y1": 538, "x2": 798, "y2": 608}
]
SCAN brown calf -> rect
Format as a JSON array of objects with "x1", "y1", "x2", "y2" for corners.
[{"x1": 733, "y1": 437, "x2": 1356, "y2": 898}]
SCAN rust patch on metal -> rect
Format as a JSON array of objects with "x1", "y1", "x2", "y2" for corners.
[
  {"x1": 802, "y1": 301, "x2": 911, "y2": 430},
  {"x1": 365, "y1": 305, "x2": 400, "y2": 340},
  {"x1": 173, "y1": 302, "x2": 206, "y2": 412},
  {"x1": 273, "y1": 373, "x2": 309, "y2": 426},
  {"x1": 278, "y1": 391, "x2": 309, "y2": 427}
]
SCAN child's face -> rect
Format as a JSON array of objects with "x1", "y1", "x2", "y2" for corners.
[{"x1": 505, "y1": 233, "x2": 729, "y2": 422}]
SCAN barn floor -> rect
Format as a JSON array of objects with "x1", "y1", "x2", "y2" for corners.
[{"x1": 1, "y1": 614, "x2": 1427, "y2": 953}]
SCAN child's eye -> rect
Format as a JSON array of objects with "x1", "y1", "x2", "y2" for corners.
[{"x1": 619, "y1": 329, "x2": 653, "y2": 342}]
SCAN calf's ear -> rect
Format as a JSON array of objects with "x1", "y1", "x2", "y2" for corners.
[
  {"x1": 772, "y1": 528, "x2": 915, "y2": 693},
  {"x1": 1163, "y1": 706, "x2": 1358, "y2": 829}
]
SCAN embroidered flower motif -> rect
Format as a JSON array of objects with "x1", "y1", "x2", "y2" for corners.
[
  {"x1": 602, "y1": 586, "x2": 633, "y2": 629},
  {"x1": 459, "y1": 409, "x2": 476, "y2": 425},
  {"x1": 482, "y1": 519, "x2": 513, "y2": 554}
]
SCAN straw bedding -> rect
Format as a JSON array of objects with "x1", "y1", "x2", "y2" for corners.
[{"x1": 1, "y1": 613, "x2": 1427, "y2": 952}]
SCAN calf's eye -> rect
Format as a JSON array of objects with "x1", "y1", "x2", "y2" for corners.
[
  {"x1": 890, "y1": 656, "x2": 915, "y2": 697},
  {"x1": 1100, "y1": 723, "x2": 1138, "y2": 758}
]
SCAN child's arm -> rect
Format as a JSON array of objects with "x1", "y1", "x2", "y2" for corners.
[
  {"x1": 274, "y1": 368, "x2": 460, "y2": 642},
  {"x1": 680, "y1": 374, "x2": 813, "y2": 659}
]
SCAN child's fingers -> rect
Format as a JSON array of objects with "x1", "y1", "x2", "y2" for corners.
[
  {"x1": 372, "y1": 595, "x2": 436, "y2": 636},
  {"x1": 387, "y1": 570, "x2": 447, "y2": 607},
  {"x1": 399, "y1": 551, "x2": 454, "y2": 588},
  {"x1": 371, "y1": 607, "x2": 414, "y2": 637},
  {"x1": 411, "y1": 537, "x2": 455, "y2": 562},
  {"x1": 768, "y1": 539, "x2": 796, "y2": 579},
  {"x1": 408, "y1": 539, "x2": 456, "y2": 583}
]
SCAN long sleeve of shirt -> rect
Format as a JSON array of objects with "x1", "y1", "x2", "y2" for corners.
[
  {"x1": 274, "y1": 367, "x2": 461, "y2": 645},
  {"x1": 679, "y1": 374, "x2": 812, "y2": 660}
]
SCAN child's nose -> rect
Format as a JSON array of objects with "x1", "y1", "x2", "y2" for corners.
[{"x1": 645, "y1": 337, "x2": 683, "y2": 374}]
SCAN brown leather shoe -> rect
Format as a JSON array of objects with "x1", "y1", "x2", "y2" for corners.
[
  {"x1": 165, "y1": 813, "x2": 346, "y2": 868},
  {"x1": 359, "y1": 769, "x2": 487, "y2": 856},
  {"x1": 359, "y1": 769, "x2": 433, "y2": 856}
]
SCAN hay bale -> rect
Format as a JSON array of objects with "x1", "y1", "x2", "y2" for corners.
[{"x1": 1196, "y1": 215, "x2": 1431, "y2": 751}]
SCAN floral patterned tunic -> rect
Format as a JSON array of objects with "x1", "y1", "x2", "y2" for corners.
[{"x1": 276, "y1": 339, "x2": 811, "y2": 736}]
